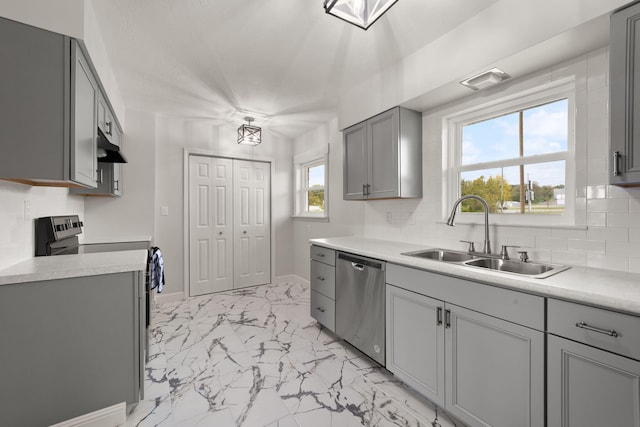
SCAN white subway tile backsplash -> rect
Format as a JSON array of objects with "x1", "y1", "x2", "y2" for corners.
[
  {"x1": 587, "y1": 212, "x2": 606, "y2": 227},
  {"x1": 568, "y1": 238, "x2": 606, "y2": 254},
  {"x1": 551, "y1": 251, "x2": 587, "y2": 267},
  {"x1": 587, "y1": 226, "x2": 629, "y2": 242},
  {"x1": 630, "y1": 198, "x2": 640, "y2": 213},
  {"x1": 586, "y1": 185, "x2": 607, "y2": 199},
  {"x1": 536, "y1": 236, "x2": 568, "y2": 251},
  {"x1": 630, "y1": 228, "x2": 640, "y2": 243},
  {"x1": 607, "y1": 185, "x2": 634, "y2": 199},
  {"x1": 552, "y1": 229, "x2": 587, "y2": 240},
  {"x1": 606, "y1": 241, "x2": 640, "y2": 258},
  {"x1": 607, "y1": 213, "x2": 640, "y2": 228},
  {"x1": 586, "y1": 253, "x2": 629, "y2": 272},
  {"x1": 587, "y1": 198, "x2": 629, "y2": 213},
  {"x1": 630, "y1": 258, "x2": 640, "y2": 274}
]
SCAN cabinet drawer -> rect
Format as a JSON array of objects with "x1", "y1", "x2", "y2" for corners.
[
  {"x1": 311, "y1": 260, "x2": 335, "y2": 299},
  {"x1": 310, "y1": 245, "x2": 335, "y2": 266},
  {"x1": 311, "y1": 290, "x2": 335, "y2": 332},
  {"x1": 548, "y1": 298, "x2": 640, "y2": 360}
]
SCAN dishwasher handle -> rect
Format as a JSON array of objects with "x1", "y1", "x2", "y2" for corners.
[{"x1": 337, "y1": 252, "x2": 385, "y2": 270}]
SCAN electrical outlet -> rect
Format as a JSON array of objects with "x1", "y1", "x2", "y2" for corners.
[
  {"x1": 161, "y1": 206, "x2": 169, "y2": 216},
  {"x1": 23, "y1": 200, "x2": 32, "y2": 221},
  {"x1": 386, "y1": 212, "x2": 392, "y2": 224}
]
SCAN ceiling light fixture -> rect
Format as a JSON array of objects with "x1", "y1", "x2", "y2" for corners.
[
  {"x1": 460, "y1": 68, "x2": 510, "y2": 91},
  {"x1": 323, "y1": 0, "x2": 399, "y2": 30},
  {"x1": 237, "y1": 117, "x2": 261, "y2": 146}
]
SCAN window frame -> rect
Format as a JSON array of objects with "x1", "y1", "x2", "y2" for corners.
[
  {"x1": 444, "y1": 80, "x2": 577, "y2": 227},
  {"x1": 293, "y1": 148, "x2": 329, "y2": 220}
]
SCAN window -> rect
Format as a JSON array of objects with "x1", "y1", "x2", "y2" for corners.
[
  {"x1": 304, "y1": 160, "x2": 326, "y2": 214},
  {"x1": 294, "y1": 146, "x2": 329, "y2": 219},
  {"x1": 446, "y1": 81, "x2": 575, "y2": 225}
]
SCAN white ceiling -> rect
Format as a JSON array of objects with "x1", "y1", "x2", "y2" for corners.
[{"x1": 89, "y1": 0, "x2": 613, "y2": 139}]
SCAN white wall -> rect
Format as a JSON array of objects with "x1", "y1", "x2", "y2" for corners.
[
  {"x1": 154, "y1": 117, "x2": 294, "y2": 296},
  {"x1": 291, "y1": 118, "x2": 365, "y2": 280},
  {"x1": 0, "y1": 182, "x2": 84, "y2": 270},
  {"x1": 360, "y1": 48, "x2": 640, "y2": 274},
  {"x1": 83, "y1": 109, "x2": 156, "y2": 241}
]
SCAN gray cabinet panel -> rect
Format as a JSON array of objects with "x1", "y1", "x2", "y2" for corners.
[
  {"x1": 548, "y1": 334, "x2": 640, "y2": 427},
  {"x1": 71, "y1": 41, "x2": 98, "y2": 187},
  {"x1": 311, "y1": 289, "x2": 335, "y2": 331},
  {"x1": 311, "y1": 259, "x2": 335, "y2": 299},
  {"x1": 310, "y1": 245, "x2": 336, "y2": 266},
  {"x1": 0, "y1": 271, "x2": 144, "y2": 427},
  {"x1": 446, "y1": 304, "x2": 544, "y2": 427},
  {"x1": 386, "y1": 284, "x2": 444, "y2": 406},
  {"x1": 343, "y1": 122, "x2": 368, "y2": 199},
  {"x1": 610, "y1": 2, "x2": 640, "y2": 186},
  {"x1": 342, "y1": 106, "x2": 422, "y2": 200},
  {"x1": 368, "y1": 108, "x2": 399, "y2": 198}
]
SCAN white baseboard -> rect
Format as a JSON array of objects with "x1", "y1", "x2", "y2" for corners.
[
  {"x1": 153, "y1": 291, "x2": 184, "y2": 305},
  {"x1": 49, "y1": 402, "x2": 125, "y2": 427},
  {"x1": 273, "y1": 274, "x2": 308, "y2": 286}
]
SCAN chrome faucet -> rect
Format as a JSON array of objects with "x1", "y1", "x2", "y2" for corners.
[{"x1": 446, "y1": 195, "x2": 492, "y2": 254}]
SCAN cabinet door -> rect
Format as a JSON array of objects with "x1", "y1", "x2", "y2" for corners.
[
  {"x1": 386, "y1": 284, "x2": 445, "y2": 406},
  {"x1": 445, "y1": 304, "x2": 544, "y2": 427},
  {"x1": 343, "y1": 122, "x2": 367, "y2": 199},
  {"x1": 70, "y1": 41, "x2": 97, "y2": 188},
  {"x1": 367, "y1": 108, "x2": 399, "y2": 198},
  {"x1": 610, "y1": 3, "x2": 640, "y2": 185},
  {"x1": 548, "y1": 334, "x2": 640, "y2": 427}
]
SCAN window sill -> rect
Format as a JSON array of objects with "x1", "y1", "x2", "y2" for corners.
[
  {"x1": 292, "y1": 215, "x2": 329, "y2": 223},
  {"x1": 436, "y1": 221, "x2": 587, "y2": 230}
]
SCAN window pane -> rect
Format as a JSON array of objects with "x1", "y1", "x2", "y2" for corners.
[
  {"x1": 308, "y1": 164, "x2": 325, "y2": 188},
  {"x1": 462, "y1": 112, "x2": 520, "y2": 165},
  {"x1": 523, "y1": 99, "x2": 568, "y2": 156},
  {"x1": 460, "y1": 160, "x2": 565, "y2": 215},
  {"x1": 307, "y1": 189, "x2": 324, "y2": 213}
]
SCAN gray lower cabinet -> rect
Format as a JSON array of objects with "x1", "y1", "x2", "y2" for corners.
[
  {"x1": 310, "y1": 245, "x2": 336, "y2": 332},
  {"x1": 343, "y1": 106, "x2": 422, "y2": 200},
  {"x1": 0, "y1": 17, "x2": 97, "y2": 188},
  {"x1": 547, "y1": 298, "x2": 640, "y2": 427},
  {"x1": 0, "y1": 271, "x2": 145, "y2": 427},
  {"x1": 610, "y1": 2, "x2": 640, "y2": 186},
  {"x1": 386, "y1": 264, "x2": 544, "y2": 427}
]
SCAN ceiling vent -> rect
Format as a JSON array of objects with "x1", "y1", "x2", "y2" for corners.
[{"x1": 460, "y1": 68, "x2": 510, "y2": 91}]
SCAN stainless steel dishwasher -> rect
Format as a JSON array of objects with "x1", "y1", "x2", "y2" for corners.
[{"x1": 336, "y1": 252, "x2": 386, "y2": 366}]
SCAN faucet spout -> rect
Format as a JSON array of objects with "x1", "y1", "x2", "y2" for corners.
[{"x1": 446, "y1": 195, "x2": 492, "y2": 254}]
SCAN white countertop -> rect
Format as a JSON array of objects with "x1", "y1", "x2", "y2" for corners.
[
  {"x1": 79, "y1": 235, "x2": 152, "y2": 244},
  {"x1": 0, "y1": 250, "x2": 148, "y2": 285},
  {"x1": 310, "y1": 236, "x2": 640, "y2": 316}
]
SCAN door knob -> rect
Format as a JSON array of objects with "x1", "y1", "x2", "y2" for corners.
[
  {"x1": 219, "y1": 231, "x2": 222, "y2": 235},
  {"x1": 243, "y1": 231, "x2": 247, "y2": 234}
]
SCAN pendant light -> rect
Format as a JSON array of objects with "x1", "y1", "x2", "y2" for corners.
[
  {"x1": 237, "y1": 116, "x2": 261, "y2": 146},
  {"x1": 323, "y1": 0, "x2": 399, "y2": 30}
]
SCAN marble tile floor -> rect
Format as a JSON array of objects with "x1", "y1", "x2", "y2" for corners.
[{"x1": 125, "y1": 282, "x2": 458, "y2": 427}]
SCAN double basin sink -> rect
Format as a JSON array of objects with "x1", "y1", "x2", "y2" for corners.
[{"x1": 402, "y1": 248, "x2": 569, "y2": 279}]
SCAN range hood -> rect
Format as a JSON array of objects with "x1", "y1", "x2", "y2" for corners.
[{"x1": 97, "y1": 128, "x2": 127, "y2": 163}]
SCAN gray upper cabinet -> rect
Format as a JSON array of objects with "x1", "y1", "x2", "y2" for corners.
[
  {"x1": 343, "y1": 107, "x2": 422, "y2": 200},
  {"x1": 0, "y1": 17, "x2": 97, "y2": 188},
  {"x1": 610, "y1": 2, "x2": 640, "y2": 186}
]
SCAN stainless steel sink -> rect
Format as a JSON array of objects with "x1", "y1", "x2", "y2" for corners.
[
  {"x1": 402, "y1": 248, "x2": 569, "y2": 279},
  {"x1": 463, "y1": 258, "x2": 569, "y2": 279},
  {"x1": 402, "y1": 249, "x2": 477, "y2": 262}
]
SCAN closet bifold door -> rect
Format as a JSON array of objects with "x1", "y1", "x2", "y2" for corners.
[
  {"x1": 233, "y1": 160, "x2": 271, "y2": 289},
  {"x1": 189, "y1": 155, "x2": 234, "y2": 296}
]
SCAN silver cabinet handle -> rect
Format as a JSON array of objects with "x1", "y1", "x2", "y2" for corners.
[
  {"x1": 316, "y1": 276, "x2": 325, "y2": 281},
  {"x1": 613, "y1": 151, "x2": 621, "y2": 177},
  {"x1": 363, "y1": 184, "x2": 366, "y2": 197},
  {"x1": 106, "y1": 121, "x2": 113, "y2": 136},
  {"x1": 316, "y1": 253, "x2": 325, "y2": 258},
  {"x1": 316, "y1": 307, "x2": 326, "y2": 313},
  {"x1": 365, "y1": 184, "x2": 371, "y2": 196},
  {"x1": 351, "y1": 262, "x2": 365, "y2": 271},
  {"x1": 576, "y1": 321, "x2": 619, "y2": 337},
  {"x1": 437, "y1": 307, "x2": 443, "y2": 326},
  {"x1": 445, "y1": 309, "x2": 451, "y2": 328},
  {"x1": 114, "y1": 179, "x2": 119, "y2": 191}
]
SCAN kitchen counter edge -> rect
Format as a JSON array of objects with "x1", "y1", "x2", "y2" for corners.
[
  {"x1": 310, "y1": 236, "x2": 640, "y2": 316},
  {"x1": 0, "y1": 250, "x2": 148, "y2": 286}
]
